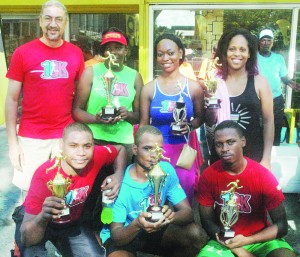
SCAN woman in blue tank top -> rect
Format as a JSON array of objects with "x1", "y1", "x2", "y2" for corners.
[{"x1": 140, "y1": 33, "x2": 217, "y2": 204}]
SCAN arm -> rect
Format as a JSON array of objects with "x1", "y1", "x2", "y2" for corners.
[
  {"x1": 72, "y1": 67, "x2": 119, "y2": 125},
  {"x1": 256, "y1": 75, "x2": 274, "y2": 170},
  {"x1": 5, "y1": 79, "x2": 23, "y2": 170},
  {"x1": 72, "y1": 67, "x2": 98, "y2": 124},
  {"x1": 189, "y1": 79, "x2": 206, "y2": 129},
  {"x1": 20, "y1": 196, "x2": 66, "y2": 246},
  {"x1": 223, "y1": 203, "x2": 288, "y2": 250},
  {"x1": 281, "y1": 75, "x2": 300, "y2": 92},
  {"x1": 199, "y1": 205, "x2": 254, "y2": 257},
  {"x1": 199, "y1": 204, "x2": 220, "y2": 239},
  {"x1": 139, "y1": 81, "x2": 155, "y2": 126},
  {"x1": 164, "y1": 198, "x2": 193, "y2": 225},
  {"x1": 119, "y1": 72, "x2": 144, "y2": 124},
  {"x1": 101, "y1": 145, "x2": 126, "y2": 200},
  {"x1": 110, "y1": 198, "x2": 193, "y2": 246}
]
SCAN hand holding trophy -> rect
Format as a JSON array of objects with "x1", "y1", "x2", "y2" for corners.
[
  {"x1": 219, "y1": 179, "x2": 243, "y2": 241},
  {"x1": 146, "y1": 144, "x2": 170, "y2": 222},
  {"x1": 100, "y1": 51, "x2": 119, "y2": 120},
  {"x1": 47, "y1": 171, "x2": 72, "y2": 224},
  {"x1": 203, "y1": 57, "x2": 222, "y2": 109},
  {"x1": 46, "y1": 153, "x2": 72, "y2": 224},
  {"x1": 172, "y1": 81, "x2": 187, "y2": 135}
]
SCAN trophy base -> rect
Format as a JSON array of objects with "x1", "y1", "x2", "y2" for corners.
[
  {"x1": 101, "y1": 107, "x2": 118, "y2": 120},
  {"x1": 208, "y1": 98, "x2": 220, "y2": 109},
  {"x1": 146, "y1": 206, "x2": 164, "y2": 223},
  {"x1": 219, "y1": 228, "x2": 235, "y2": 241},
  {"x1": 52, "y1": 208, "x2": 71, "y2": 224},
  {"x1": 171, "y1": 123, "x2": 185, "y2": 135}
]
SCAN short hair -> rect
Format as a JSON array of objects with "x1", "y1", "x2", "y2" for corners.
[
  {"x1": 63, "y1": 122, "x2": 93, "y2": 140},
  {"x1": 154, "y1": 33, "x2": 185, "y2": 65},
  {"x1": 214, "y1": 120, "x2": 244, "y2": 138},
  {"x1": 135, "y1": 125, "x2": 162, "y2": 146},
  {"x1": 40, "y1": 0, "x2": 68, "y2": 19},
  {"x1": 99, "y1": 27, "x2": 129, "y2": 56},
  {"x1": 214, "y1": 28, "x2": 258, "y2": 80}
]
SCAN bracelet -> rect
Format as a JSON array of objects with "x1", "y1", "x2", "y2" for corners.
[{"x1": 187, "y1": 122, "x2": 193, "y2": 132}]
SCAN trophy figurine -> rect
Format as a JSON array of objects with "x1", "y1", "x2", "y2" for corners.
[
  {"x1": 204, "y1": 57, "x2": 221, "y2": 109},
  {"x1": 219, "y1": 180, "x2": 243, "y2": 241},
  {"x1": 146, "y1": 144, "x2": 170, "y2": 222},
  {"x1": 47, "y1": 171, "x2": 72, "y2": 224},
  {"x1": 100, "y1": 51, "x2": 119, "y2": 120},
  {"x1": 172, "y1": 81, "x2": 187, "y2": 135}
]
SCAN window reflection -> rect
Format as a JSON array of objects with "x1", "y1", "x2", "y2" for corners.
[
  {"x1": 69, "y1": 13, "x2": 139, "y2": 70},
  {"x1": 153, "y1": 9, "x2": 294, "y2": 80}
]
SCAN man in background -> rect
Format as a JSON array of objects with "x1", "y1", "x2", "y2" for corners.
[{"x1": 257, "y1": 28, "x2": 300, "y2": 146}]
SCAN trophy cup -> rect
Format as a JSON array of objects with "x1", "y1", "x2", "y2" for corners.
[
  {"x1": 204, "y1": 57, "x2": 221, "y2": 109},
  {"x1": 146, "y1": 144, "x2": 170, "y2": 222},
  {"x1": 100, "y1": 51, "x2": 119, "y2": 120},
  {"x1": 219, "y1": 180, "x2": 242, "y2": 241},
  {"x1": 172, "y1": 81, "x2": 187, "y2": 135},
  {"x1": 47, "y1": 171, "x2": 72, "y2": 224}
]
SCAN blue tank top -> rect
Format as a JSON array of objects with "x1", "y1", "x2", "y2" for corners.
[{"x1": 150, "y1": 79, "x2": 193, "y2": 144}]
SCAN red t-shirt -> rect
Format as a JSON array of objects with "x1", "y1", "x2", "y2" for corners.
[
  {"x1": 197, "y1": 157, "x2": 285, "y2": 237},
  {"x1": 6, "y1": 39, "x2": 85, "y2": 139},
  {"x1": 24, "y1": 145, "x2": 117, "y2": 223}
]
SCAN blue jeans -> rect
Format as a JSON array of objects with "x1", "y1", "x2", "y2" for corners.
[{"x1": 14, "y1": 206, "x2": 105, "y2": 257}]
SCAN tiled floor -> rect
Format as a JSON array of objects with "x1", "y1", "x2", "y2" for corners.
[{"x1": 0, "y1": 125, "x2": 299, "y2": 257}]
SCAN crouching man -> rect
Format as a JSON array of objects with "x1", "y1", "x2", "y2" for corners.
[
  {"x1": 100, "y1": 125, "x2": 208, "y2": 257},
  {"x1": 197, "y1": 120, "x2": 296, "y2": 257},
  {"x1": 16, "y1": 122, "x2": 126, "y2": 256}
]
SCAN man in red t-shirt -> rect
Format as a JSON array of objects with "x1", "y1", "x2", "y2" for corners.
[
  {"x1": 15, "y1": 122, "x2": 126, "y2": 256},
  {"x1": 5, "y1": 0, "x2": 85, "y2": 194},
  {"x1": 197, "y1": 120, "x2": 295, "y2": 257}
]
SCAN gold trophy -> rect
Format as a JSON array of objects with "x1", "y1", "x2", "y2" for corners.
[
  {"x1": 219, "y1": 180, "x2": 242, "y2": 241},
  {"x1": 46, "y1": 153, "x2": 72, "y2": 224},
  {"x1": 204, "y1": 57, "x2": 221, "y2": 109},
  {"x1": 146, "y1": 144, "x2": 170, "y2": 222},
  {"x1": 100, "y1": 51, "x2": 119, "y2": 120},
  {"x1": 172, "y1": 81, "x2": 187, "y2": 135},
  {"x1": 47, "y1": 171, "x2": 72, "y2": 224}
]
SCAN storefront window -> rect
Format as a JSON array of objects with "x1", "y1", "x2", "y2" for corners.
[
  {"x1": 1, "y1": 16, "x2": 40, "y2": 67},
  {"x1": 151, "y1": 6, "x2": 298, "y2": 108},
  {"x1": 1, "y1": 13, "x2": 139, "y2": 70},
  {"x1": 292, "y1": 15, "x2": 300, "y2": 108},
  {"x1": 153, "y1": 8, "x2": 293, "y2": 77},
  {"x1": 69, "y1": 13, "x2": 139, "y2": 70}
]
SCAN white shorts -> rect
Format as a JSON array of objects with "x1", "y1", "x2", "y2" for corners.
[{"x1": 12, "y1": 136, "x2": 60, "y2": 191}]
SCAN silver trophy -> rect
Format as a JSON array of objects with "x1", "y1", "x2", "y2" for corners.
[
  {"x1": 219, "y1": 179, "x2": 242, "y2": 241},
  {"x1": 171, "y1": 81, "x2": 187, "y2": 135}
]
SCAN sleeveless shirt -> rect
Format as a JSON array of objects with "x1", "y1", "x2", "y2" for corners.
[
  {"x1": 87, "y1": 63, "x2": 137, "y2": 144},
  {"x1": 150, "y1": 79, "x2": 193, "y2": 144},
  {"x1": 230, "y1": 76, "x2": 264, "y2": 162}
]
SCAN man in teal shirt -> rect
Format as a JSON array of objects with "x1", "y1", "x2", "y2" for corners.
[{"x1": 257, "y1": 28, "x2": 300, "y2": 146}]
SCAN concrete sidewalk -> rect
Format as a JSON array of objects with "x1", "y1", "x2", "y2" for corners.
[{"x1": 0, "y1": 125, "x2": 299, "y2": 256}]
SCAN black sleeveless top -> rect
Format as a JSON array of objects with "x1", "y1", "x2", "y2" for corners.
[{"x1": 230, "y1": 76, "x2": 264, "y2": 162}]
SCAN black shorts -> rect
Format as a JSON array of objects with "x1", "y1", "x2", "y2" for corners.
[{"x1": 104, "y1": 227, "x2": 168, "y2": 256}]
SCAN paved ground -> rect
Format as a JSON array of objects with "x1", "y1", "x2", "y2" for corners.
[{"x1": 0, "y1": 125, "x2": 299, "y2": 257}]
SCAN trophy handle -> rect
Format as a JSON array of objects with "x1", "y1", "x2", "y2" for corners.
[{"x1": 47, "y1": 181, "x2": 54, "y2": 195}]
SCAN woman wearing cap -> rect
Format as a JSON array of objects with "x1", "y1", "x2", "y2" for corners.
[
  {"x1": 210, "y1": 28, "x2": 274, "y2": 169},
  {"x1": 73, "y1": 27, "x2": 144, "y2": 165}
]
